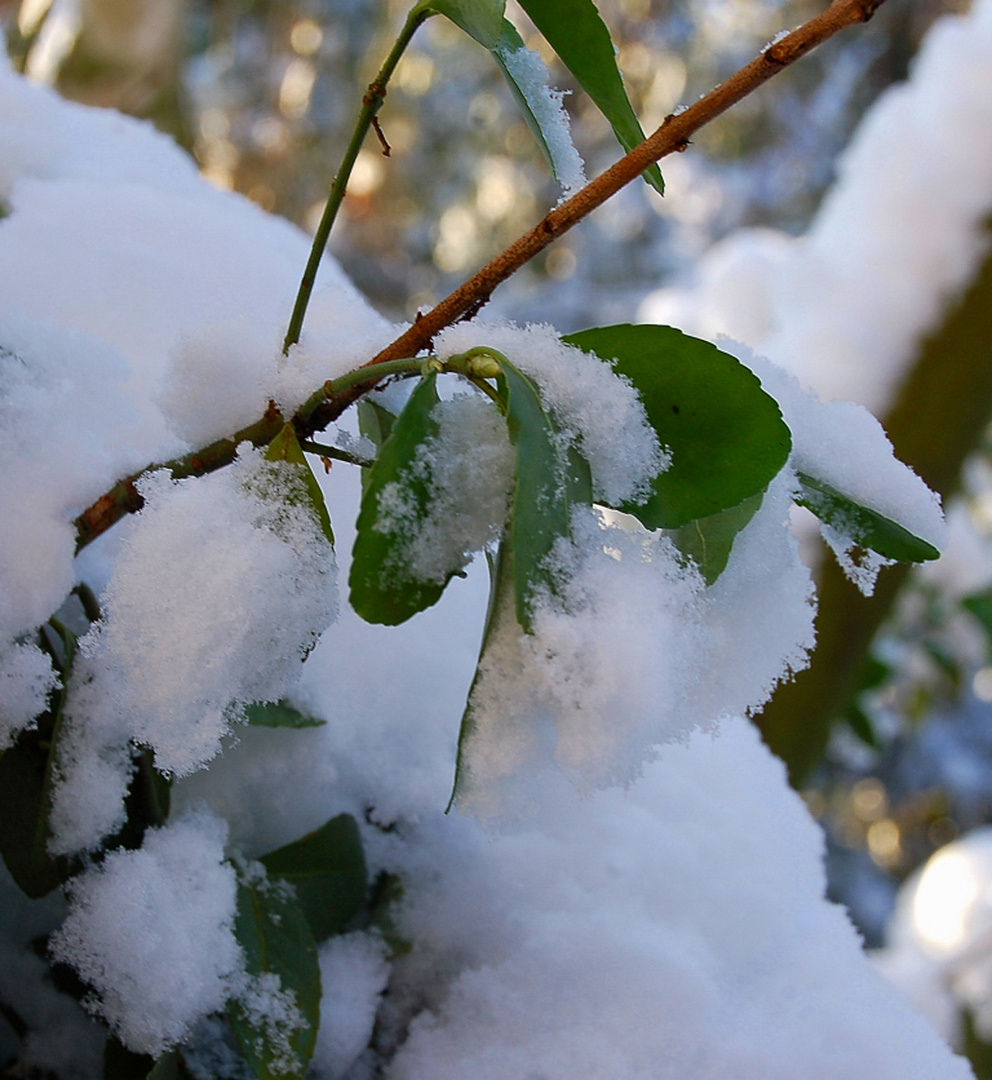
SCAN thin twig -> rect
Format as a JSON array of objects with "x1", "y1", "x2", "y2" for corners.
[
  {"x1": 282, "y1": 11, "x2": 427, "y2": 355},
  {"x1": 74, "y1": 0, "x2": 887, "y2": 551}
]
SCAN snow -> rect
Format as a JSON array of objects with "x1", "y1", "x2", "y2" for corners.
[
  {"x1": 313, "y1": 933, "x2": 390, "y2": 1079},
  {"x1": 383, "y1": 719, "x2": 970, "y2": 1080},
  {"x1": 0, "y1": 17, "x2": 976, "y2": 1080},
  {"x1": 491, "y1": 38, "x2": 587, "y2": 200},
  {"x1": 48, "y1": 811, "x2": 241, "y2": 1057},
  {"x1": 0, "y1": 641, "x2": 57, "y2": 749},
  {"x1": 374, "y1": 394, "x2": 514, "y2": 586},
  {"x1": 48, "y1": 448, "x2": 338, "y2": 855},
  {"x1": 436, "y1": 320, "x2": 666, "y2": 507}
]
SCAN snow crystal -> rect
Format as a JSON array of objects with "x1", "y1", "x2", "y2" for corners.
[
  {"x1": 0, "y1": 642, "x2": 57, "y2": 748},
  {"x1": 313, "y1": 933, "x2": 390, "y2": 1080},
  {"x1": 49, "y1": 811, "x2": 242, "y2": 1057},
  {"x1": 492, "y1": 41, "x2": 587, "y2": 199},
  {"x1": 436, "y1": 320, "x2": 666, "y2": 507}
]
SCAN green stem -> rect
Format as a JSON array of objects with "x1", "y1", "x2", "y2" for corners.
[
  {"x1": 295, "y1": 356, "x2": 428, "y2": 423},
  {"x1": 299, "y1": 440, "x2": 374, "y2": 468},
  {"x1": 282, "y1": 6, "x2": 429, "y2": 355}
]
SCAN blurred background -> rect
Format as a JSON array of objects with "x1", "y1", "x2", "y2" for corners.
[{"x1": 4, "y1": 0, "x2": 992, "y2": 1071}]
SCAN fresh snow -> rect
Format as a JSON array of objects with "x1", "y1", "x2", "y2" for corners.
[{"x1": 0, "y1": 10, "x2": 975, "y2": 1079}]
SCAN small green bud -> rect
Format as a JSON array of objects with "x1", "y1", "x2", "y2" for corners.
[{"x1": 466, "y1": 353, "x2": 502, "y2": 379}]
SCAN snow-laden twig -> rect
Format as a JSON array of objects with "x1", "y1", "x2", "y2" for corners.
[{"x1": 74, "y1": 0, "x2": 889, "y2": 550}]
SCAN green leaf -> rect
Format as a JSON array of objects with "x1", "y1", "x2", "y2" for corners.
[
  {"x1": 228, "y1": 870, "x2": 321, "y2": 1080},
  {"x1": 357, "y1": 399, "x2": 397, "y2": 495},
  {"x1": 491, "y1": 20, "x2": 580, "y2": 186},
  {"x1": 245, "y1": 701, "x2": 325, "y2": 729},
  {"x1": 501, "y1": 358, "x2": 582, "y2": 631},
  {"x1": 0, "y1": 623, "x2": 79, "y2": 898},
  {"x1": 413, "y1": 0, "x2": 505, "y2": 48},
  {"x1": 260, "y1": 814, "x2": 368, "y2": 943},
  {"x1": 265, "y1": 422, "x2": 334, "y2": 546},
  {"x1": 564, "y1": 324, "x2": 791, "y2": 529},
  {"x1": 349, "y1": 374, "x2": 451, "y2": 626},
  {"x1": 668, "y1": 492, "x2": 763, "y2": 586},
  {"x1": 514, "y1": 0, "x2": 663, "y2": 195},
  {"x1": 357, "y1": 399, "x2": 397, "y2": 450},
  {"x1": 795, "y1": 471, "x2": 940, "y2": 563}
]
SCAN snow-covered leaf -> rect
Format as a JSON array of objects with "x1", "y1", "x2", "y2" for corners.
[
  {"x1": 244, "y1": 701, "x2": 326, "y2": 729},
  {"x1": 492, "y1": 20, "x2": 586, "y2": 191},
  {"x1": 264, "y1": 423, "x2": 334, "y2": 547},
  {"x1": 260, "y1": 815, "x2": 368, "y2": 944},
  {"x1": 0, "y1": 622, "x2": 78, "y2": 898},
  {"x1": 413, "y1": 0, "x2": 505, "y2": 49},
  {"x1": 501, "y1": 358, "x2": 588, "y2": 631},
  {"x1": 515, "y1": 0, "x2": 664, "y2": 194},
  {"x1": 228, "y1": 871, "x2": 321, "y2": 1080},
  {"x1": 795, "y1": 471, "x2": 940, "y2": 563},
  {"x1": 349, "y1": 374, "x2": 454, "y2": 625},
  {"x1": 564, "y1": 324, "x2": 791, "y2": 528}
]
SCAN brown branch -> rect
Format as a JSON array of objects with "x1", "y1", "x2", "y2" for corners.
[
  {"x1": 73, "y1": 0, "x2": 886, "y2": 550},
  {"x1": 303, "y1": 0, "x2": 887, "y2": 432}
]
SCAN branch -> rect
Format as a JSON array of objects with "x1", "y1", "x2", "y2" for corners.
[
  {"x1": 74, "y1": 0, "x2": 886, "y2": 550},
  {"x1": 303, "y1": 0, "x2": 888, "y2": 431}
]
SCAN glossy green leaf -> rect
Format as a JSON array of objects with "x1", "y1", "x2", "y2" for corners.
[
  {"x1": 502, "y1": 358, "x2": 582, "y2": 631},
  {"x1": 564, "y1": 324, "x2": 791, "y2": 528},
  {"x1": 228, "y1": 871, "x2": 321, "y2": 1080},
  {"x1": 357, "y1": 399, "x2": 397, "y2": 494},
  {"x1": 265, "y1": 422, "x2": 334, "y2": 546},
  {"x1": 413, "y1": 0, "x2": 504, "y2": 48},
  {"x1": 515, "y1": 0, "x2": 663, "y2": 194},
  {"x1": 260, "y1": 814, "x2": 367, "y2": 943},
  {"x1": 668, "y1": 492, "x2": 763, "y2": 586},
  {"x1": 795, "y1": 471, "x2": 940, "y2": 563},
  {"x1": 492, "y1": 20, "x2": 580, "y2": 186},
  {"x1": 350, "y1": 374, "x2": 451, "y2": 625},
  {"x1": 0, "y1": 622, "x2": 78, "y2": 898},
  {"x1": 245, "y1": 701, "x2": 325, "y2": 729}
]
